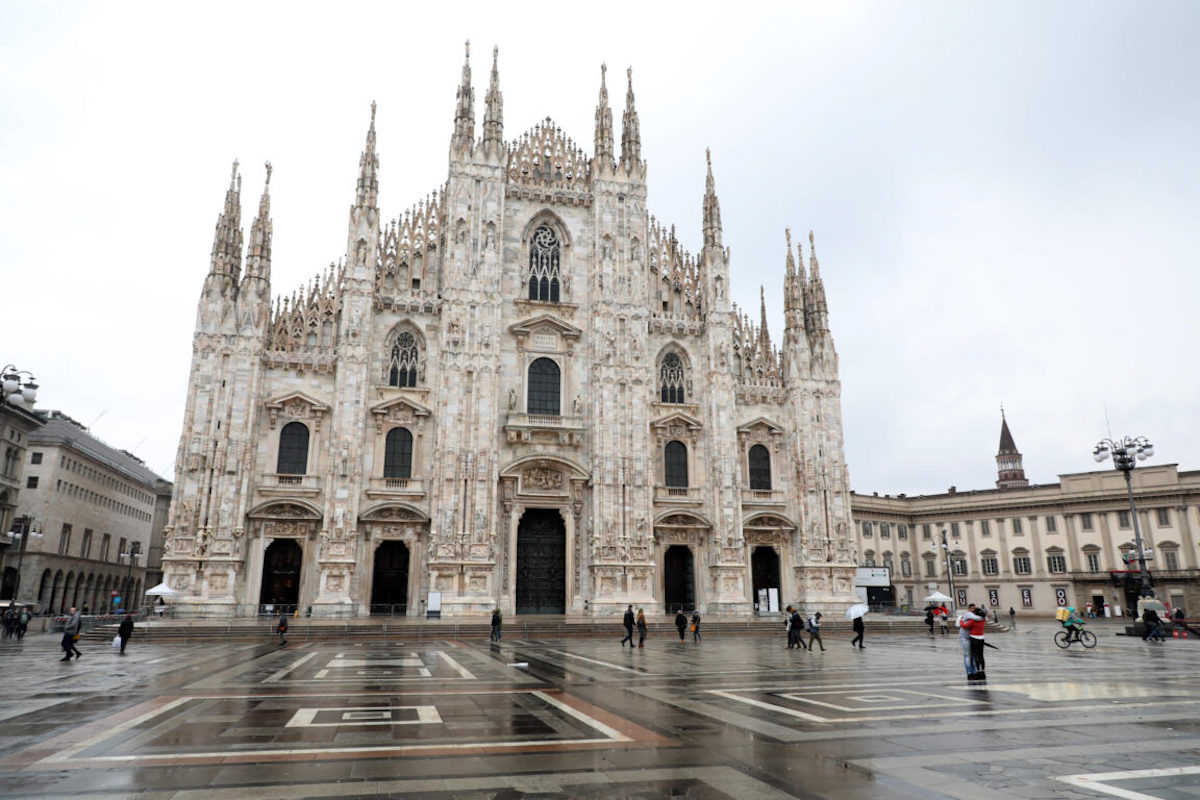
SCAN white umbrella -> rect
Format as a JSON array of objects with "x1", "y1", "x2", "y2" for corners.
[
  {"x1": 923, "y1": 591, "x2": 952, "y2": 603},
  {"x1": 845, "y1": 603, "x2": 869, "y2": 620},
  {"x1": 144, "y1": 582, "x2": 179, "y2": 597}
]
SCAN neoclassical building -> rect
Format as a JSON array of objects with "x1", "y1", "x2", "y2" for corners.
[
  {"x1": 851, "y1": 416, "x2": 1200, "y2": 617},
  {"x1": 160, "y1": 46, "x2": 858, "y2": 618}
]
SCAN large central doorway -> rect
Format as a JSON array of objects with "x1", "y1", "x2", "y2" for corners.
[
  {"x1": 259, "y1": 539, "x2": 302, "y2": 611},
  {"x1": 664, "y1": 545, "x2": 695, "y2": 613},
  {"x1": 751, "y1": 546, "x2": 781, "y2": 614},
  {"x1": 515, "y1": 509, "x2": 566, "y2": 614},
  {"x1": 371, "y1": 541, "x2": 410, "y2": 615}
]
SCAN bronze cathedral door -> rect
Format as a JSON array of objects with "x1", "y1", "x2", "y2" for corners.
[{"x1": 515, "y1": 509, "x2": 566, "y2": 614}]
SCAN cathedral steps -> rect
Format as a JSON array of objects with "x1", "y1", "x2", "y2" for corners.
[{"x1": 80, "y1": 615, "x2": 937, "y2": 644}]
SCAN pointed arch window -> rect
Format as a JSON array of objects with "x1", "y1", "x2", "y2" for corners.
[
  {"x1": 748, "y1": 444, "x2": 771, "y2": 490},
  {"x1": 527, "y1": 358, "x2": 561, "y2": 415},
  {"x1": 664, "y1": 440, "x2": 688, "y2": 488},
  {"x1": 384, "y1": 428, "x2": 413, "y2": 479},
  {"x1": 277, "y1": 421, "x2": 310, "y2": 475},
  {"x1": 660, "y1": 352, "x2": 686, "y2": 404},
  {"x1": 527, "y1": 224, "x2": 561, "y2": 302},
  {"x1": 388, "y1": 331, "x2": 419, "y2": 387}
]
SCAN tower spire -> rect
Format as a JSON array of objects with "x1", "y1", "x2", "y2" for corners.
[
  {"x1": 996, "y1": 411, "x2": 1029, "y2": 489},
  {"x1": 594, "y1": 63, "x2": 614, "y2": 174},
  {"x1": 804, "y1": 230, "x2": 828, "y2": 333},
  {"x1": 784, "y1": 228, "x2": 806, "y2": 331},
  {"x1": 619, "y1": 66, "x2": 642, "y2": 175},
  {"x1": 759, "y1": 285, "x2": 772, "y2": 350},
  {"x1": 209, "y1": 159, "x2": 243, "y2": 289},
  {"x1": 451, "y1": 40, "x2": 475, "y2": 156},
  {"x1": 702, "y1": 148, "x2": 722, "y2": 248},
  {"x1": 356, "y1": 102, "x2": 379, "y2": 209},
  {"x1": 244, "y1": 162, "x2": 273, "y2": 281},
  {"x1": 481, "y1": 45, "x2": 503, "y2": 158}
]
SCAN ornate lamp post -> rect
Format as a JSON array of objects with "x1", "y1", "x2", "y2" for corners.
[
  {"x1": 940, "y1": 528, "x2": 960, "y2": 607},
  {"x1": 118, "y1": 542, "x2": 143, "y2": 612},
  {"x1": 5, "y1": 515, "x2": 42, "y2": 605},
  {"x1": 1093, "y1": 436, "x2": 1155, "y2": 599},
  {"x1": 0, "y1": 366, "x2": 38, "y2": 407}
]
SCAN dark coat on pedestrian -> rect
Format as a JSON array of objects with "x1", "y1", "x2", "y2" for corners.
[{"x1": 118, "y1": 615, "x2": 134, "y2": 640}]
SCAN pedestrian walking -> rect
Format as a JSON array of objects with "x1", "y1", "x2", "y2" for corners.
[
  {"x1": 850, "y1": 614, "x2": 865, "y2": 649},
  {"x1": 785, "y1": 606, "x2": 797, "y2": 649},
  {"x1": 691, "y1": 610, "x2": 702, "y2": 642},
  {"x1": 621, "y1": 605, "x2": 635, "y2": 647},
  {"x1": 276, "y1": 614, "x2": 288, "y2": 646},
  {"x1": 957, "y1": 604, "x2": 981, "y2": 678},
  {"x1": 490, "y1": 607, "x2": 502, "y2": 642},
  {"x1": 939, "y1": 610, "x2": 949, "y2": 635},
  {"x1": 16, "y1": 607, "x2": 29, "y2": 641},
  {"x1": 636, "y1": 608, "x2": 647, "y2": 648},
  {"x1": 807, "y1": 612, "x2": 826, "y2": 651},
  {"x1": 61, "y1": 607, "x2": 83, "y2": 661},
  {"x1": 674, "y1": 610, "x2": 687, "y2": 641},
  {"x1": 1009, "y1": 607, "x2": 1016, "y2": 627},
  {"x1": 924, "y1": 608, "x2": 935, "y2": 635},
  {"x1": 1142, "y1": 607, "x2": 1164, "y2": 642},
  {"x1": 117, "y1": 613, "x2": 134, "y2": 655},
  {"x1": 965, "y1": 602, "x2": 987, "y2": 681},
  {"x1": 2, "y1": 607, "x2": 13, "y2": 639},
  {"x1": 789, "y1": 607, "x2": 807, "y2": 650}
]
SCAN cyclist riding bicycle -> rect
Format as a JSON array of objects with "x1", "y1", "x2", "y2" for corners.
[{"x1": 1060, "y1": 606, "x2": 1085, "y2": 642}]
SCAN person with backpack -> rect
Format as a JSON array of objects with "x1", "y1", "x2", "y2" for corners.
[
  {"x1": 276, "y1": 614, "x2": 288, "y2": 646},
  {"x1": 490, "y1": 607, "x2": 502, "y2": 642},
  {"x1": 691, "y1": 610, "x2": 702, "y2": 642},
  {"x1": 16, "y1": 608, "x2": 30, "y2": 640},
  {"x1": 807, "y1": 612, "x2": 826, "y2": 651},
  {"x1": 790, "y1": 607, "x2": 807, "y2": 650}
]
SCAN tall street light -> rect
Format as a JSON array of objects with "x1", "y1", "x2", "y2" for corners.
[
  {"x1": 1, "y1": 365, "x2": 39, "y2": 407},
  {"x1": 940, "y1": 528, "x2": 960, "y2": 607},
  {"x1": 1093, "y1": 436, "x2": 1155, "y2": 599},
  {"x1": 118, "y1": 542, "x2": 143, "y2": 612}
]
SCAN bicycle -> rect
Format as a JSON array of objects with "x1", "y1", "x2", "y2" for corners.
[{"x1": 1054, "y1": 626, "x2": 1096, "y2": 649}]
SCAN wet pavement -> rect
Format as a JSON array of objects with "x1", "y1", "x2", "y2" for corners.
[{"x1": 0, "y1": 620, "x2": 1197, "y2": 799}]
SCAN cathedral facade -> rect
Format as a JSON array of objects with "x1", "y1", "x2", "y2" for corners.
[{"x1": 160, "y1": 46, "x2": 859, "y2": 618}]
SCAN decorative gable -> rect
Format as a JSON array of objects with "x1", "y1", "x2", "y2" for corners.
[
  {"x1": 736, "y1": 416, "x2": 785, "y2": 446},
  {"x1": 266, "y1": 391, "x2": 331, "y2": 430},
  {"x1": 509, "y1": 314, "x2": 583, "y2": 355},
  {"x1": 369, "y1": 396, "x2": 432, "y2": 434}
]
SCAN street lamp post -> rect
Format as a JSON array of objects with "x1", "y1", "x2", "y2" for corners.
[
  {"x1": 1093, "y1": 436, "x2": 1155, "y2": 599},
  {"x1": 0, "y1": 365, "x2": 39, "y2": 408},
  {"x1": 6, "y1": 516, "x2": 42, "y2": 605},
  {"x1": 941, "y1": 528, "x2": 960, "y2": 607},
  {"x1": 118, "y1": 543, "x2": 143, "y2": 612}
]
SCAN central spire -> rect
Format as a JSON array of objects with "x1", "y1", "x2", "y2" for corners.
[
  {"x1": 482, "y1": 45, "x2": 503, "y2": 159},
  {"x1": 209, "y1": 159, "x2": 244, "y2": 286},
  {"x1": 356, "y1": 102, "x2": 379, "y2": 209},
  {"x1": 619, "y1": 67, "x2": 641, "y2": 175},
  {"x1": 594, "y1": 63, "x2": 614, "y2": 174},
  {"x1": 702, "y1": 148, "x2": 722, "y2": 248},
  {"x1": 451, "y1": 40, "x2": 475, "y2": 156},
  {"x1": 245, "y1": 161, "x2": 273, "y2": 280}
]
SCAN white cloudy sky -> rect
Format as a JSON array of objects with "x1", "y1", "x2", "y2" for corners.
[{"x1": 2, "y1": 1, "x2": 1196, "y2": 495}]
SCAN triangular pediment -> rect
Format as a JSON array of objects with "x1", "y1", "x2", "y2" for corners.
[
  {"x1": 508, "y1": 313, "x2": 583, "y2": 340},
  {"x1": 650, "y1": 411, "x2": 704, "y2": 431},
  {"x1": 369, "y1": 396, "x2": 432, "y2": 418},
  {"x1": 737, "y1": 416, "x2": 785, "y2": 435},
  {"x1": 265, "y1": 391, "x2": 331, "y2": 413}
]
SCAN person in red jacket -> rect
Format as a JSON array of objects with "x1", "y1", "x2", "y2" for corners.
[{"x1": 963, "y1": 603, "x2": 987, "y2": 681}]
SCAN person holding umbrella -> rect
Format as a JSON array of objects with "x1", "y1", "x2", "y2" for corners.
[
  {"x1": 846, "y1": 603, "x2": 868, "y2": 649},
  {"x1": 963, "y1": 601, "x2": 988, "y2": 681}
]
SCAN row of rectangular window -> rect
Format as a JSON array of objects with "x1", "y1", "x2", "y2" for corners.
[
  {"x1": 55, "y1": 453, "x2": 153, "y2": 506},
  {"x1": 58, "y1": 523, "x2": 120, "y2": 562},
  {"x1": 863, "y1": 509, "x2": 1177, "y2": 539},
  {"x1": 53, "y1": 479, "x2": 152, "y2": 522},
  {"x1": 868, "y1": 551, "x2": 1180, "y2": 575}
]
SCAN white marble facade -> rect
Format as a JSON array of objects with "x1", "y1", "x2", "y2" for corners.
[{"x1": 160, "y1": 46, "x2": 858, "y2": 618}]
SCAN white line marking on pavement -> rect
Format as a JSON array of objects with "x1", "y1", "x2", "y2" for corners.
[
  {"x1": 531, "y1": 691, "x2": 630, "y2": 741},
  {"x1": 1056, "y1": 766, "x2": 1200, "y2": 800},
  {"x1": 438, "y1": 651, "x2": 475, "y2": 679},
  {"x1": 548, "y1": 650, "x2": 648, "y2": 674},
  {"x1": 264, "y1": 652, "x2": 317, "y2": 683}
]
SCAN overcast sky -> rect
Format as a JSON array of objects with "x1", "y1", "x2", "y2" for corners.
[{"x1": 2, "y1": 2, "x2": 1197, "y2": 496}]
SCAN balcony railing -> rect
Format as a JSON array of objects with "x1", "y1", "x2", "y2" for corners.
[
  {"x1": 258, "y1": 474, "x2": 322, "y2": 496},
  {"x1": 654, "y1": 486, "x2": 703, "y2": 504},
  {"x1": 365, "y1": 477, "x2": 426, "y2": 499},
  {"x1": 741, "y1": 488, "x2": 784, "y2": 505},
  {"x1": 504, "y1": 412, "x2": 586, "y2": 446}
]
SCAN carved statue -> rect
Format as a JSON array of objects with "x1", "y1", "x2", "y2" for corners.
[{"x1": 508, "y1": 388, "x2": 517, "y2": 409}]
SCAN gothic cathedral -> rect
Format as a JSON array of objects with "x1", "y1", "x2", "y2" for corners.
[{"x1": 161, "y1": 45, "x2": 859, "y2": 617}]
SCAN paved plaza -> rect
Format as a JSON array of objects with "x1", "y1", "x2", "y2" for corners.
[{"x1": 0, "y1": 620, "x2": 1198, "y2": 799}]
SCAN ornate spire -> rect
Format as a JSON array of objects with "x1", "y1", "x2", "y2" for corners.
[
  {"x1": 759, "y1": 286, "x2": 773, "y2": 352},
  {"x1": 356, "y1": 102, "x2": 379, "y2": 209},
  {"x1": 244, "y1": 162, "x2": 273, "y2": 281},
  {"x1": 209, "y1": 159, "x2": 243, "y2": 285},
  {"x1": 702, "y1": 148, "x2": 722, "y2": 248},
  {"x1": 451, "y1": 40, "x2": 475, "y2": 155},
  {"x1": 996, "y1": 410, "x2": 1029, "y2": 489},
  {"x1": 482, "y1": 45, "x2": 503, "y2": 157},
  {"x1": 619, "y1": 67, "x2": 641, "y2": 174},
  {"x1": 594, "y1": 63, "x2": 614, "y2": 173},
  {"x1": 784, "y1": 228, "x2": 806, "y2": 328},
  {"x1": 805, "y1": 230, "x2": 829, "y2": 333}
]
